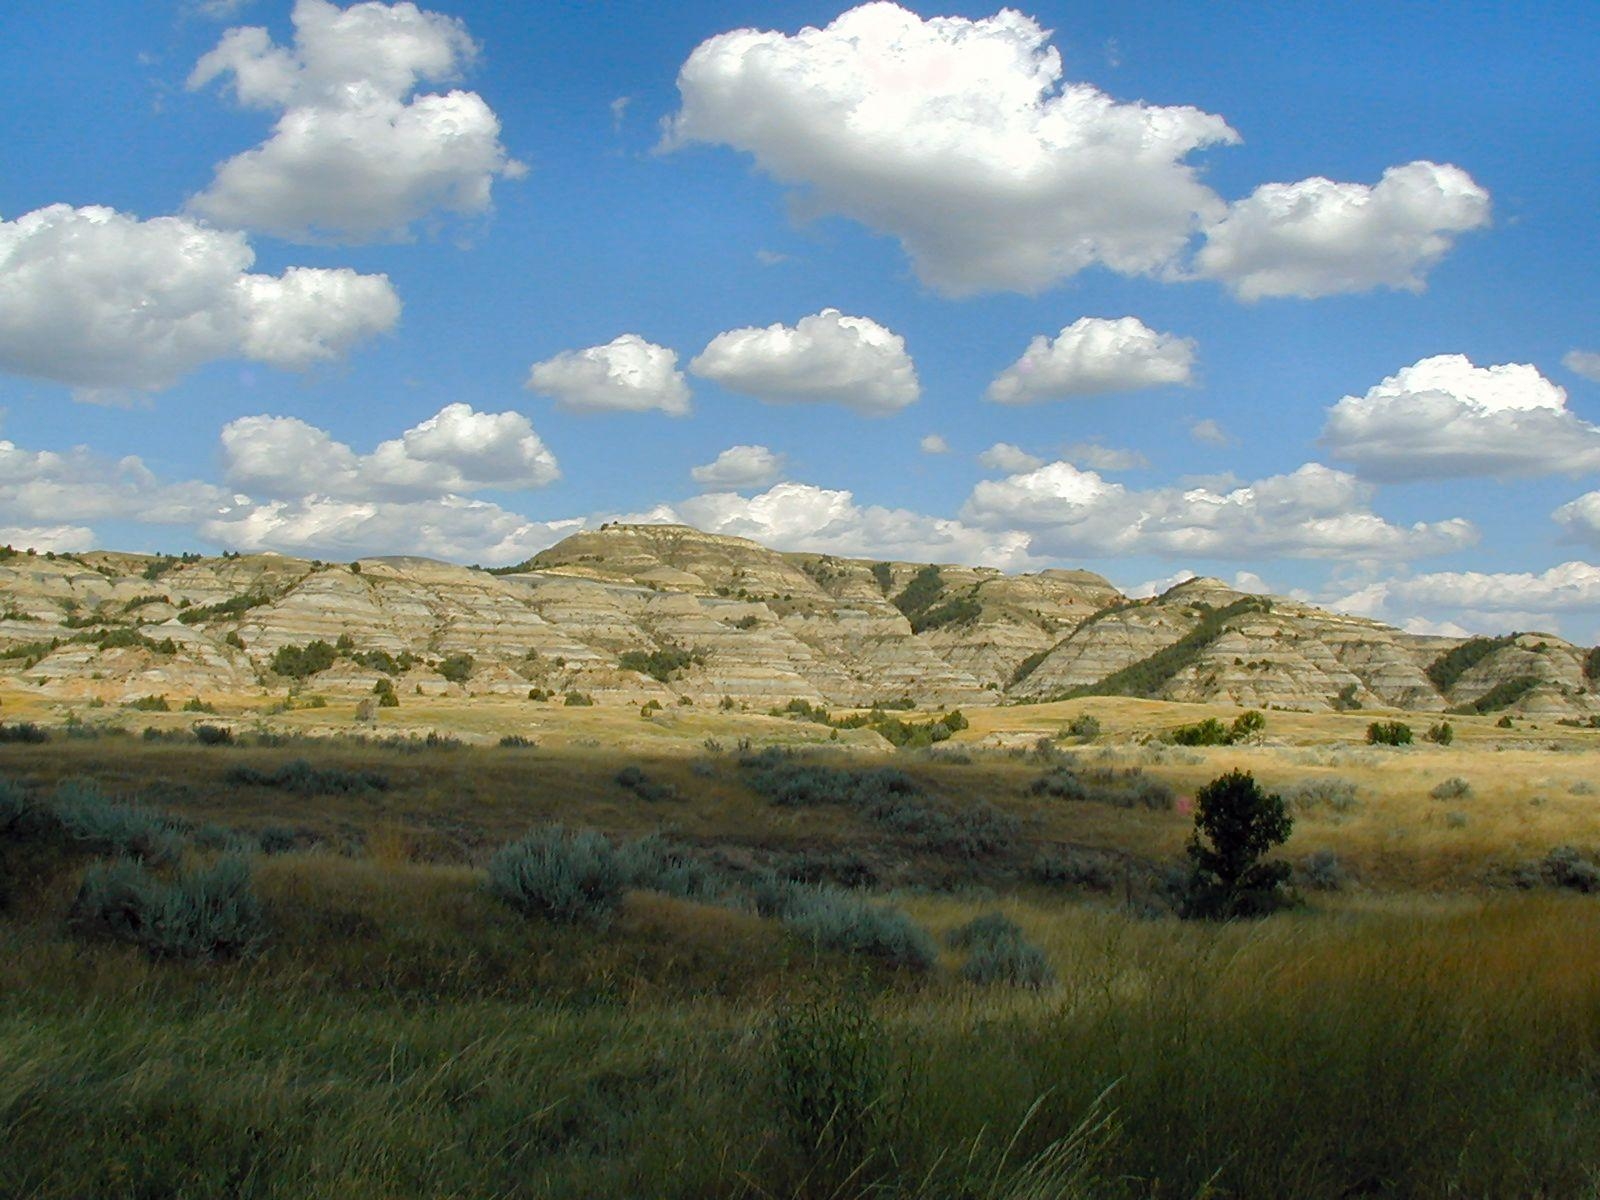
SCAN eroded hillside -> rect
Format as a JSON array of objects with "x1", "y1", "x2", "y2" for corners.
[{"x1": 1, "y1": 527, "x2": 1595, "y2": 717}]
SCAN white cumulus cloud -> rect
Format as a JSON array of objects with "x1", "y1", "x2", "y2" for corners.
[
  {"x1": 690, "y1": 444, "x2": 785, "y2": 489},
  {"x1": 0, "y1": 525, "x2": 96, "y2": 553},
  {"x1": 0, "y1": 205, "x2": 398, "y2": 391},
  {"x1": 1195, "y1": 161, "x2": 1490, "y2": 300},
  {"x1": 1564, "y1": 350, "x2": 1600, "y2": 383},
  {"x1": 187, "y1": 0, "x2": 523, "y2": 242},
  {"x1": 663, "y1": 3, "x2": 1238, "y2": 295},
  {"x1": 919, "y1": 434, "x2": 950, "y2": 455},
  {"x1": 221, "y1": 403, "x2": 559, "y2": 500},
  {"x1": 0, "y1": 439, "x2": 228, "y2": 537},
  {"x1": 1321, "y1": 354, "x2": 1600, "y2": 481},
  {"x1": 691, "y1": 308, "x2": 919, "y2": 415},
  {"x1": 672, "y1": 482, "x2": 1035, "y2": 569},
  {"x1": 962, "y1": 459, "x2": 1475, "y2": 561},
  {"x1": 1060, "y1": 442, "x2": 1147, "y2": 471},
  {"x1": 203, "y1": 495, "x2": 579, "y2": 564},
  {"x1": 527, "y1": 334, "x2": 691, "y2": 415},
  {"x1": 1188, "y1": 418, "x2": 1232, "y2": 447},
  {"x1": 1554, "y1": 490, "x2": 1600, "y2": 547},
  {"x1": 1331, "y1": 562, "x2": 1600, "y2": 641},
  {"x1": 978, "y1": 443, "x2": 1043, "y2": 474},
  {"x1": 987, "y1": 316, "x2": 1195, "y2": 403}
]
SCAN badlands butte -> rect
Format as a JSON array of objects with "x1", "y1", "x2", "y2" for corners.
[{"x1": 1, "y1": 522, "x2": 1597, "y2": 721}]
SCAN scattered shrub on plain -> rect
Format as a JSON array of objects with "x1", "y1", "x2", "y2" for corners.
[
  {"x1": 1298, "y1": 849, "x2": 1347, "y2": 891},
  {"x1": 1430, "y1": 777, "x2": 1474, "y2": 801},
  {"x1": 1425, "y1": 721, "x2": 1455, "y2": 745},
  {"x1": 1063, "y1": 713, "x2": 1102, "y2": 740},
  {"x1": 1367, "y1": 720, "x2": 1414, "y2": 746},
  {"x1": 193, "y1": 723, "x2": 233, "y2": 746},
  {"x1": 755, "y1": 876, "x2": 936, "y2": 971},
  {"x1": 486, "y1": 826, "x2": 627, "y2": 925},
  {"x1": 1030, "y1": 848, "x2": 1118, "y2": 891},
  {"x1": 1029, "y1": 763, "x2": 1174, "y2": 811},
  {"x1": 70, "y1": 854, "x2": 264, "y2": 959},
  {"x1": 1540, "y1": 846, "x2": 1600, "y2": 893},
  {"x1": 225, "y1": 759, "x2": 389, "y2": 796},
  {"x1": 0, "y1": 722, "x2": 49, "y2": 743},
  {"x1": 1280, "y1": 776, "x2": 1361, "y2": 815}
]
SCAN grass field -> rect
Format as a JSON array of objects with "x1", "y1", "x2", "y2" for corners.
[{"x1": 3, "y1": 691, "x2": 1599, "y2": 1197}]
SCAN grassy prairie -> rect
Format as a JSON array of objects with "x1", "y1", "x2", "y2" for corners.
[{"x1": 3, "y1": 697, "x2": 1600, "y2": 1197}]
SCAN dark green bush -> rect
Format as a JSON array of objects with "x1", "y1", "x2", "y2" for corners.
[
  {"x1": 1425, "y1": 720, "x2": 1455, "y2": 745},
  {"x1": 193, "y1": 724, "x2": 233, "y2": 746},
  {"x1": 768, "y1": 992, "x2": 887, "y2": 1176},
  {"x1": 70, "y1": 855, "x2": 264, "y2": 959},
  {"x1": 0, "y1": 722, "x2": 49, "y2": 743},
  {"x1": 1367, "y1": 720, "x2": 1413, "y2": 746},
  {"x1": 1064, "y1": 713, "x2": 1102, "y2": 739},
  {"x1": 1182, "y1": 769, "x2": 1293, "y2": 920},
  {"x1": 269, "y1": 640, "x2": 336, "y2": 679},
  {"x1": 437, "y1": 653, "x2": 475, "y2": 684},
  {"x1": 486, "y1": 827, "x2": 627, "y2": 925}
]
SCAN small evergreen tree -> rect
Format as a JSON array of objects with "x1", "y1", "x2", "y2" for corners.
[{"x1": 1182, "y1": 769, "x2": 1293, "y2": 919}]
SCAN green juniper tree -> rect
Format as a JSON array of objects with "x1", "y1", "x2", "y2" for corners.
[{"x1": 1182, "y1": 769, "x2": 1293, "y2": 919}]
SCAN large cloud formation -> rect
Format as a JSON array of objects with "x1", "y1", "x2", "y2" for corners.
[
  {"x1": 221, "y1": 402, "x2": 560, "y2": 500},
  {"x1": 526, "y1": 334, "x2": 691, "y2": 415},
  {"x1": 1321, "y1": 354, "x2": 1600, "y2": 481},
  {"x1": 690, "y1": 308, "x2": 919, "y2": 414},
  {"x1": 962, "y1": 459, "x2": 1475, "y2": 560},
  {"x1": 671, "y1": 482, "x2": 1035, "y2": 569},
  {"x1": 987, "y1": 316, "x2": 1194, "y2": 403},
  {"x1": 1333, "y1": 561, "x2": 1600, "y2": 640},
  {"x1": 663, "y1": 3, "x2": 1238, "y2": 295},
  {"x1": 188, "y1": 0, "x2": 523, "y2": 242},
  {"x1": 1195, "y1": 162, "x2": 1490, "y2": 300},
  {"x1": 0, "y1": 205, "x2": 398, "y2": 390}
]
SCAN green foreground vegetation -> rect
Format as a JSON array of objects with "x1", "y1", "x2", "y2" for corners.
[{"x1": 4, "y1": 729, "x2": 1600, "y2": 1198}]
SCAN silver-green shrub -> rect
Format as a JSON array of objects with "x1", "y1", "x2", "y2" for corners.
[
  {"x1": 71, "y1": 855, "x2": 264, "y2": 959},
  {"x1": 486, "y1": 826, "x2": 627, "y2": 924}
]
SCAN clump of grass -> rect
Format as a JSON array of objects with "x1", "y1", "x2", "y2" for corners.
[
  {"x1": 69, "y1": 855, "x2": 264, "y2": 959},
  {"x1": 1030, "y1": 847, "x2": 1118, "y2": 891}
]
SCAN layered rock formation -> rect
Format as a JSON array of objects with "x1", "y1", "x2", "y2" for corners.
[{"x1": 1, "y1": 528, "x2": 1595, "y2": 717}]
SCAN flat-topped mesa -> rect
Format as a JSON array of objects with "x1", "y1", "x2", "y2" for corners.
[{"x1": 0, "y1": 530, "x2": 1596, "y2": 718}]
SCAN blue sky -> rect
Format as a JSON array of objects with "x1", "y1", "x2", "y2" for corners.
[{"x1": 2, "y1": 0, "x2": 1598, "y2": 640}]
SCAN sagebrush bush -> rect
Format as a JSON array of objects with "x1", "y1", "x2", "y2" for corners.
[
  {"x1": 1299, "y1": 849, "x2": 1348, "y2": 891},
  {"x1": 615, "y1": 835, "x2": 728, "y2": 902},
  {"x1": 487, "y1": 827, "x2": 627, "y2": 924},
  {"x1": 1030, "y1": 848, "x2": 1117, "y2": 891},
  {"x1": 946, "y1": 912, "x2": 1056, "y2": 988},
  {"x1": 1541, "y1": 846, "x2": 1600, "y2": 893},
  {"x1": 49, "y1": 780, "x2": 186, "y2": 864},
  {"x1": 70, "y1": 855, "x2": 264, "y2": 959},
  {"x1": 226, "y1": 759, "x2": 388, "y2": 795},
  {"x1": 1430, "y1": 777, "x2": 1474, "y2": 801},
  {"x1": 755, "y1": 876, "x2": 936, "y2": 971},
  {"x1": 1030, "y1": 764, "x2": 1174, "y2": 811},
  {"x1": 1281, "y1": 776, "x2": 1362, "y2": 815}
]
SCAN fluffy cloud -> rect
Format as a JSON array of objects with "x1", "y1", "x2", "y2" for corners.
[
  {"x1": 978, "y1": 443, "x2": 1043, "y2": 473},
  {"x1": 1321, "y1": 354, "x2": 1600, "y2": 481},
  {"x1": 1565, "y1": 350, "x2": 1600, "y2": 383},
  {"x1": 1195, "y1": 161, "x2": 1490, "y2": 300},
  {"x1": 1554, "y1": 490, "x2": 1600, "y2": 546},
  {"x1": 203, "y1": 495, "x2": 579, "y2": 563},
  {"x1": 187, "y1": 0, "x2": 523, "y2": 242},
  {"x1": 690, "y1": 444, "x2": 785, "y2": 488},
  {"x1": 962, "y1": 459, "x2": 1475, "y2": 560},
  {"x1": 987, "y1": 317, "x2": 1195, "y2": 403},
  {"x1": 0, "y1": 525, "x2": 95, "y2": 553},
  {"x1": 663, "y1": 3, "x2": 1238, "y2": 295},
  {"x1": 1331, "y1": 562, "x2": 1600, "y2": 639},
  {"x1": 0, "y1": 439, "x2": 228, "y2": 555},
  {"x1": 919, "y1": 434, "x2": 950, "y2": 455},
  {"x1": 221, "y1": 403, "x2": 559, "y2": 500},
  {"x1": 690, "y1": 309, "x2": 919, "y2": 414},
  {"x1": 672, "y1": 482, "x2": 1036, "y2": 569},
  {"x1": 0, "y1": 205, "x2": 398, "y2": 390},
  {"x1": 527, "y1": 335, "x2": 690, "y2": 415}
]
